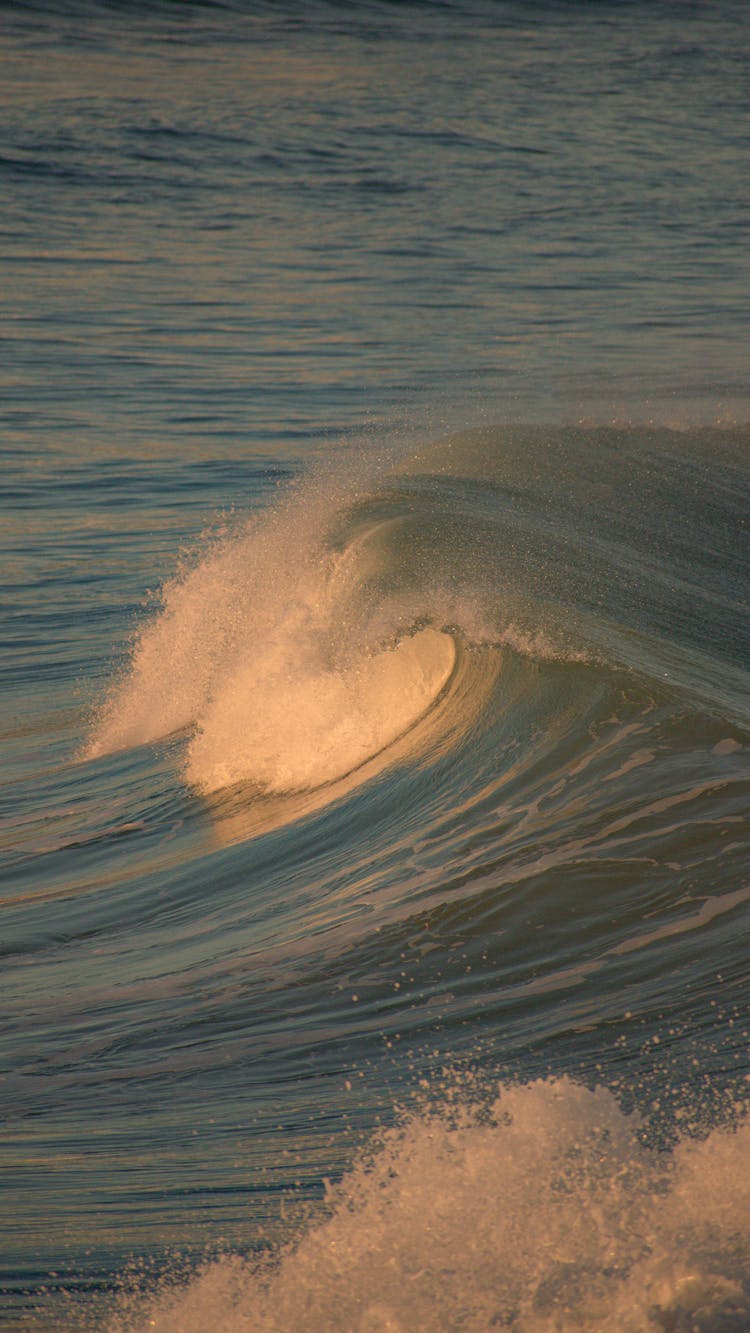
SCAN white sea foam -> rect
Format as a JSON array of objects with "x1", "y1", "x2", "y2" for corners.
[
  {"x1": 186, "y1": 625, "x2": 454, "y2": 793},
  {"x1": 108, "y1": 1077, "x2": 750, "y2": 1333},
  {"x1": 85, "y1": 468, "x2": 442, "y2": 787},
  {"x1": 84, "y1": 468, "x2": 471, "y2": 795}
]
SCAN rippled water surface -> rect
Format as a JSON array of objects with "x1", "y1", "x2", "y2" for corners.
[{"x1": 2, "y1": 3, "x2": 749, "y2": 1330}]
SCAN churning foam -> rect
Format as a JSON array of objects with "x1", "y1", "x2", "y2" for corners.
[
  {"x1": 186, "y1": 626, "x2": 454, "y2": 792},
  {"x1": 108, "y1": 1077, "x2": 750, "y2": 1333},
  {"x1": 85, "y1": 473, "x2": 457, "y2": 795}
]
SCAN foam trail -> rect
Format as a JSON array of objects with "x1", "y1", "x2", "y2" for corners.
[{"x1": 108, "y1": 1078, "x2": 750, "y2": 1333}]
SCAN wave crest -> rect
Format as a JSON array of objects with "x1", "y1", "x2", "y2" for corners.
[
  {"x1": 85, "y1": 475, "x2": 469, "y2": 797},
  {"x1": 187, "y1": 626, "x2": 455, "y2": 794}
]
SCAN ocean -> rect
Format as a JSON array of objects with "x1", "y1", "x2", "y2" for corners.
[{"x1": 2, "y1": 2, "x2": 749, "y2": 1329}]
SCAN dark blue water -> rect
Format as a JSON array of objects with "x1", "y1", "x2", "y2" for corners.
[{"x1": 2, "y1": 4, "x2": 749, "y2": 1330}]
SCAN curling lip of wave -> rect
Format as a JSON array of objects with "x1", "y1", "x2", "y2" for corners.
[
  {"x1": 84, "y1": 475, "x2": 471, "y2": 797},
  {"x1": 186, "y1": 626, "x2": 457, "y2": 795}
]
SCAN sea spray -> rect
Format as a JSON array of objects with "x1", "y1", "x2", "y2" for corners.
[
  {"x1": 186, "y1": 626, "x2": 455, "y2": 792},
  {"x1": 84, "y1": 458, "x2": 492, "y2": 796},
  {"x1": 107, "y1": 1077, "x2": 750, "y2": 1333}
]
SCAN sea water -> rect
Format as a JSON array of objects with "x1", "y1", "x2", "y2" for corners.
[{"x1": 2, "y1": 3, "x2": 749, "y2": 1330}]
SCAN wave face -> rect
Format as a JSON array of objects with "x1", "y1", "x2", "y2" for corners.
[
  {"x1": 79, "y1": 424, "x2": 750, "y2": 1319},
  {"x1": 87, "y1": 424, "x2": 750, "y2": 823}
]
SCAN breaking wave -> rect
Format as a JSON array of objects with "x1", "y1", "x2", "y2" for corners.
[{"x1": 84, "y1": 455, "x2": 562, "y2": 803}]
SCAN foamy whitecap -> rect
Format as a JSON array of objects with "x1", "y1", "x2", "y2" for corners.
[
  {"x1": 186, "y1": 626, "x2": 455, "y2": 793},
  {"x1": 85, "y1": 471, "x2": 472, "y2": 798},
  {"x1": 108, "y1": 1077, "x2": 750, "y2": 1333}
]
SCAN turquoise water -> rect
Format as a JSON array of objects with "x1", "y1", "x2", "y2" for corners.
[{"x1": 2, "y1": 4, "x2": 749, "y2": 1330}]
